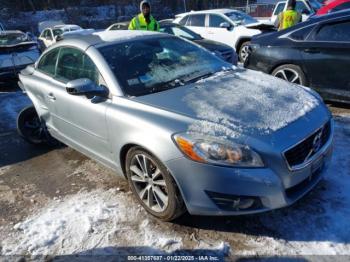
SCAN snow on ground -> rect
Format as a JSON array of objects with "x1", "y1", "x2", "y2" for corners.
[
  {"x1": 0, "y1": 91, "x2": 31, "y2": 133},
  {"x1": 0, "y1": 188, "x2": 228, "y2": 256}
]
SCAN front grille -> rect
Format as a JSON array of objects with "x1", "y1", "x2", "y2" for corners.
[
  {"x1": 284, "y1": 121, "x2": 331, "y2": 168},
  {"x1": 217, "y1": 49, "x2": 233, "y2": 63}
]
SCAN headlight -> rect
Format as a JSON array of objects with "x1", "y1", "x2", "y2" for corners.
[{"x1": 173, "y1": 133, "x2": 264, "y2": 167}]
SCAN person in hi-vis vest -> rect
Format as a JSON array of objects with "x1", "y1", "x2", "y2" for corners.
[
  {"x1": 277, "y1": 0, "x2": 302, "y2": 31},
  {"x1": 129, "y1": 0, "x2": 160, "y2": 31}
]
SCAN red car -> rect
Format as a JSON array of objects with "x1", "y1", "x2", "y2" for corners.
[{"x1": 317, "y1": 0, "x2": 350, "y2": 15}]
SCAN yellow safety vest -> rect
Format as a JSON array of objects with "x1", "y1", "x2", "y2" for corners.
[
  {"x1": 278, "y1": 10, "x2": 301, "y2": 30},
  {"x1": 128, "y1": 13, "x2": 160, "y2": 31}
]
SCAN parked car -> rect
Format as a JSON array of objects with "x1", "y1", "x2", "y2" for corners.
[
  {"x1": 38, "y1": 24, "x2": 82, "y2": 49},
  {"x1": 316, "y1": 0, "x2": 350, "y2": 15},
  {"x1": 0, "y1": 31, "x2": 40, "y2": 83},
  {"x1": 245, "y1": 10, "x2": 350, "y2": 104},
  {"x1": 18, "y1": 30, "x2": 333, "y2": 221},
  {"x1": 271, "y1": 0, "x2": 322, "y2": 24},
  {"x1": 159, "y1": 22, "x2": 237, "y2": 65},
  {"x1": 173, "y1": 9, "x2": 275, "y2": 62}
]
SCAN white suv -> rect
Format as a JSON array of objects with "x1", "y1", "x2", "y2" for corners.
[{"x1": 174, "y1": 9, "x2": 274, "y2": 62}]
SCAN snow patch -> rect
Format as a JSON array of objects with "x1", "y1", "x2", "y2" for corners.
[{"x1": 1, "y1": 189, "x2": 226, "y2": 256}]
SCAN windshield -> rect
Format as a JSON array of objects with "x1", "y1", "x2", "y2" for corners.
[
  {"x1": 99, "y1": 37, "x2": 230, "y2": 97},
  {"x1": 225, "y1": 11, "x2": 258, "y2": 25},
  {"x1": 0, "y1": 33, "x2": 27, "y2": 45},
  {"x1": 160, "y1": 25, "x2": 202, "y2": 40}
]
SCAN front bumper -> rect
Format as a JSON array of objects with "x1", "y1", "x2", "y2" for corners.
[{"x1": 165, "y1": 138, "x2": 333, "y2": 216}]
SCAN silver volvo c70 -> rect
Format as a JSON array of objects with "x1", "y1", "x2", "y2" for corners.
[{"x1": 17, "y1": 31, "x2": 333, "y2": 221}]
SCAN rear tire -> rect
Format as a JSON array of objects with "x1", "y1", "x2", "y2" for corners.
[
  {"x1": 17, "y1": 106, "x2": 58, "y2": 146},
  {"x1": 272, "y1": 64, "x2": 308, "y2": 86},
  {"x1": 125, "y1": 147, "x2": 186, "y2": 221}
]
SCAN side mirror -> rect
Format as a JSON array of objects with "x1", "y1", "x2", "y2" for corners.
[
  {"x1": 220, "y1": 22, "x2": 231, "y2": 30},
  {"x1": 66, "y1": 78, "x2": 109, "y2": 99}
]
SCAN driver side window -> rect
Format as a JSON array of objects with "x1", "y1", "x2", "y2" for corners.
[{"x1": 55, "y1": 47, "x2": 103, "y2": 85}]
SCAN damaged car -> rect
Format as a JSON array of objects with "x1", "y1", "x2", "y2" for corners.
[
  {"x1": 0, "y1": 30, "x2": 40, "y2": 84},
  {"x1": 17, "y1": 31, "x2": 333, "y2": 221}
]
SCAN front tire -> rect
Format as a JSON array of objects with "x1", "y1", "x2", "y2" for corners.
[
  {"x1": 272, "y1": 64, "x2": 307, "y2": 86},
  {"x1": 239, "y1": 41, "x2": 251, "y2": 63},
  {"x1": 126, "y1": 147, "x2": 186, "y2": 221}
]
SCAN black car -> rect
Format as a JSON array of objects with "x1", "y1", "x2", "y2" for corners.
[
  {"x1": 159, "y1": 22, "x2": 238, "y2": 65},
  {"x1": 245, "y1": 10, "x2": 350, "y2": 104}
]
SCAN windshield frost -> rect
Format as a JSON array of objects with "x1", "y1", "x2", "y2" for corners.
[{"x1": 99, "y1": 37, "x2": 228, "y2": 96}]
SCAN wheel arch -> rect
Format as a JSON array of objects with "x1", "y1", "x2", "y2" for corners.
[
  {"x1": 235, "y1": 37, "x2": 251, "y2": 52},
  {"x1": 269, "y1": 62, "x2": 309, "y2": 86},
  {"x1": 119, "y1": 143, "x2": 188, "y2": 211}
]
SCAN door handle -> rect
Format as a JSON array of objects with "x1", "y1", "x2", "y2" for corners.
[
  {"x1": 304, "y1": 48, "x2": 320, "y2": 54},
  {"x1": 47, "y1": 93, "x2": 56, "y2": 101}
]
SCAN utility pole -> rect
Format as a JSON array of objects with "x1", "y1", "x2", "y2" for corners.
[{"x1": 183, "y1": 0, "x2": 187, "y2": 12}]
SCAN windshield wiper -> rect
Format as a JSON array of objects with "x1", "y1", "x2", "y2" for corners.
[{"x1": 149, "y1": 78, "x2": 185, "y2": 94}]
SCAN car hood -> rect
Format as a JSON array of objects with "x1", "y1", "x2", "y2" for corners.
[
  {"x1": 193, "y1": 38, "x2": 232, "y2": 52},
  {"x1": 132, "y1": 69, "x2": 326, "y2": 144}
]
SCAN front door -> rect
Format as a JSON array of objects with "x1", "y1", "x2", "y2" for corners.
[
  {"x1": 49, "y1": 47, "x2": 112, "y2": 161},
  {"x1": 206, "y1": 14, "x2": 234, "y2": 48}
]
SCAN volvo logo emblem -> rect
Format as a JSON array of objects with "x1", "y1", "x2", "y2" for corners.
[{"x1": 305, "y1": 129, "x2": 323, "y2": 161}]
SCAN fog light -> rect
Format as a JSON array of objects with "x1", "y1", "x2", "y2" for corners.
[{"x1": 206, "y1": 191, "x2": 262, "y2": 211}]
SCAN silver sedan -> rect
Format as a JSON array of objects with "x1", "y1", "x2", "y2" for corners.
[{"x1": 18, "y1": 31, "x2": 333, "y2": 221}]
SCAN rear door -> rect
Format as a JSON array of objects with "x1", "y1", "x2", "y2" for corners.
[
  {"x1": 302, "y1": 19, "x2": 350, "y2": 101},
  {"x1": 184, "y1": 14, "x2": 207, "y2": 38}
]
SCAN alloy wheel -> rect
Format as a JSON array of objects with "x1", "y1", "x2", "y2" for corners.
[
  {"x1": 130, "y1": 154, "x2": 169, "y2": 213},
  {"x1": 273, "y1": 68, "x2": 302, "y2": 84},
  {"x1": 240, "y1": 45, "x2": 250, "y2": 62}
]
